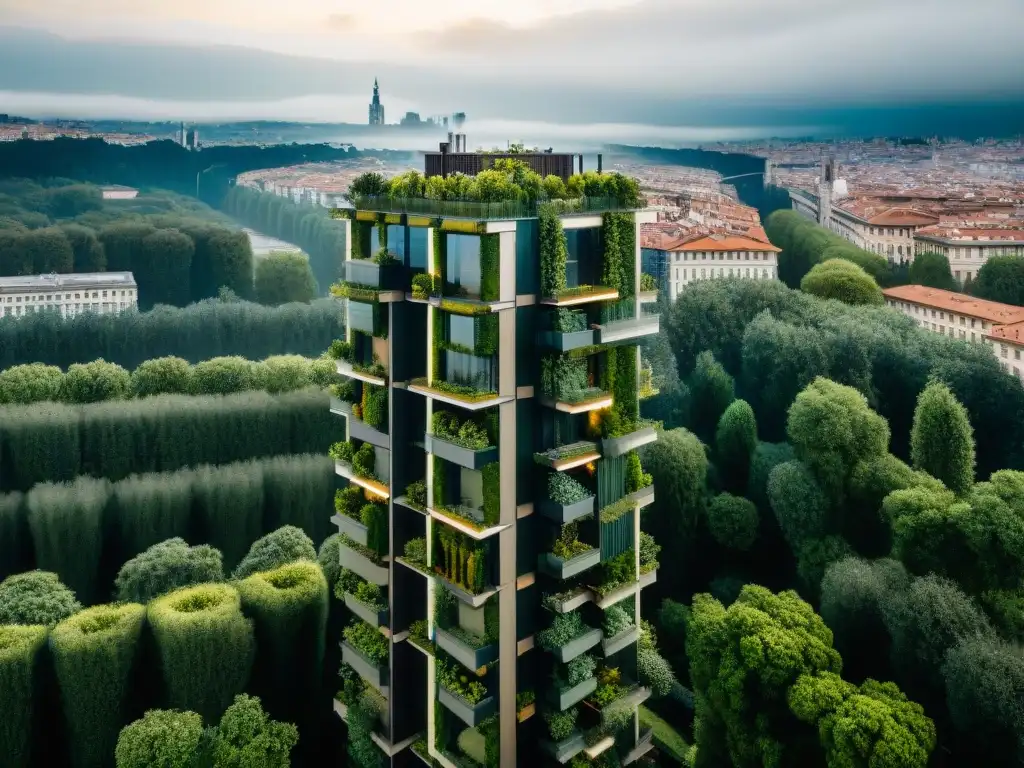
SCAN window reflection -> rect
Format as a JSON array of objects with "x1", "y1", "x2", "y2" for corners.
[
  {"x1": 445, "y1": 350, "x2": 496, "y2": 393},
  {"x1": 449, "y1": 314, "x2": 475, "y2": 350},
  {"x1": 408, "y1": 227, "x2": 428, "y2": 269},
  {"x1": 446, "y1": 234, "x2": 482, "y2": 297}
]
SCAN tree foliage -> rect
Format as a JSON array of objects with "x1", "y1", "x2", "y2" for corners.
[
  {"x1": 909, "y1": 380, "x2": 975, "y2": 495},
  {"x1": 207, "y1": 693, "x2": 299, "y2": 768},
  {"x1": 114, "y1": 538, "x2": 225, "y2": 604},
  {"x1": 114, "y1": 710, "x2": 204, "y2": 768},
  {"x1": 0, "y1": 570, "x2": 81, "y2": 626},
  {"x1": 908, "y1": 251, "x2": 957, "y2": 291},
  {"x1": 0, "y1": 625, "x2": 49, "y2": 768},
  {"x1": 232, "y1": 526, "x2": 316, "y2": 580},
  {"x1": 972, "y1": 253, "x2": 1024, "y2": 305},
  {"x1": 800, "y1": 258, "x2": 884, "y2": 306},
  {"x1": 714, "y1": 399, "x2": 757, "y2": 494},
  {"x1": 706, "y1": 493, "x2": 759, "y2": 551},
  {"x1": 688, "y1": 351, "x2": 735, "y2": 442},
  {"x1": 254, "y1": 251, "x2": 317, "y2": 307}
]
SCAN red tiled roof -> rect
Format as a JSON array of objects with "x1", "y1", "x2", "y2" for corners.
[
  {"x1": 883, "y1": 285, "x2": 1024, "y2": 324},
  {"x1": 666, "y1": 233, "x2": 781, "y2": 253},
  {"x1": 988, "y1": 319, "x2": 1024, "y2": 346}
]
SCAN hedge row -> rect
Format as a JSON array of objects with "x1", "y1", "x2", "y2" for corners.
[
  {"x1": 0, "y1": 454, "x2": 336, "y2": 598},
  {"x1": 0, "y1": 564, "x2": 327, "y2": 768},
  {"x1": 0, "y1": 354, "x2": 334, "y2": 406},
  {"x1": 0, "y1": 297, "x2": 344, "y2": 371},
  {"x1": 0, "y1": 388, "x2": 336, "y2": 492}
]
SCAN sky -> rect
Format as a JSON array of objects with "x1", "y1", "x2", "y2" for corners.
[{"x1": 1, "y1": 0, "x2": 1022, "y2": 137}]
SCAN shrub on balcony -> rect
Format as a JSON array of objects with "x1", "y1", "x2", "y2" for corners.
[
  {"x1": 343, "y1": 620, "x2": 389, "y2": 664},
  {"x1": 331, "y1": 379, "x2": 357, "y2": 403},
  {"x1": 353, "y1": 581, "x2": 387, "y2": 611},
  {"x1": 373, "y1": 248, "x2": 400, "y2": 267},
  {"x1": 545, "y1": 707, "x2": 579, "y2": 742},
  {"x1": 592, "y1": 549, "x2": 636, "y2": 595},
  {"x1": 335, "y1": 486, "x2": 364, "y2": 520},
  {"x1": 640, "y1": 273, "x2": 657, "y2": 292},
  {"x1": 639, "y1": 532, "x2": 661, "y2": 573},
  {"x1": 352, "y1": 354, "x2": 387, "y2": 380},
  {"x1": 548, "y1": 473, "x2": 591, "y2": 506},
  {"x1": 538, "y1": 610, "x2": 592, "y2": 652},
  {"x1": 340, "y1": 534, "x2": 384, "y2": 566},
  {"x1": 329, "y1": 440, "x2": 355, "y2": 464},
  {"x1": 411, "y1": 273, "x2": 437, "y2": 299},
  {"x1": 335, "y1": 568, "x2": 365, "y2": 602},
  {"x1": 553, "y1": 308, "x2": 589, "y2": 334},
  {"x1": 437, "y1": 655, "x2": 488, "y2": 704},
  {"x1": 557, "y1": 653, "x2": 597, "y2": 690},
  {"x1": 625, "y1": 451, "x2": 653, "y2": 494},
  {"x1": 405, "y1": 480, "x2": 427, "y2": 510},
  {"x1": 352, "y1": 442, "x2": 377, "y2": 479},
  {"x1": 361, "y1": 384, "x2": 387, "y2": 429},
  {"x1": 403, "y1": 537, "x2": 427, "y2": 569},
  {"x1": 432, "y1": 411, "x2": 491, "y2": 450},
  {"x1": 435, "y1": 528, "x2": 486, "y2": 593},
  {"x1": 602, "y1": 605, "x2": 634, "y2": 638},
  {"x1": 541, "y1": 355, "x2": 589, "y2": 402},
  {"x1": 552, "y1": 521, "x2": 593, "y2": 561},
  {"x1": 327, "y1": 340, "x2": 353, "y2": 362},
  {"x1": 360, "y1": 502, "x2": 388, "y2": 555}
]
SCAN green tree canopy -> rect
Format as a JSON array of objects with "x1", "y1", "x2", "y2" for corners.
[
  {"x1": 232, "y1": 525, "x2": 316, "y2": 580},
  {"x1": 910, "y1": 380, "x2": 975, "y2": 495},
  {"x1": 688, "y1": 351, "x2": 735, "y2": 442},
  {"x1": 687, "y1": 585, "x2": 842, "y2": 768},
  {"x1": 972, "y1": 254, "x2": 1024, "y2": 305},
  {"x1": 114, "y1": 538, "x2": 225, "y2": 604},
  {"x1": 130, "y1": 356, "x2": 194, "y2": 397},
  {"x1": 206, "y1": 694, "x2": 299, "y2": 768},
  {"x1": 0, "y1": 363, "x2": 64, "y2": 405},
  {"x1": 908, "y1": 251, "x2": 957, "y2": 291},
  {"x1": 714, "y1": 399, "x2": 757, "y2": 493},
  {"x1": 115, "y1": 710, "x2": 203, "y2": 768},
  {"x1": 60, "y1": 359, "x2": 132, "y2": 403},
  {"x1": 255, "y1": 251, "x2": 317, "y2": 306},
  {"x1": 800, "y1": 259, "x2": 883, "y2": 306},
  {"x1": 0, "y1": 570, "x2": 81, "y2": 626},
  {"x1": 788, "y1": 672, "x2": 935, "y2": 768},
  {"x1": 706, "y1": 493, "x2": 759, "y2": 551},
  {"x1": 767, "y1": 460, "x2": 829, "y2": 549}
]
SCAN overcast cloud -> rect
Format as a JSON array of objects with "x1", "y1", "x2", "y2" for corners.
[{"x1": 0, "y1": 0, "x2": 1021, "y2": 135}]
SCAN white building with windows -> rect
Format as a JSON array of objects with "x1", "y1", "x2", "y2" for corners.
[
  {"x1": 912, "y1": 226, "x2": 1024, "y2": 286},
  {"x1": 0, "y1": 272, "x2": 138, "y2": 319},
  {"x1": 661, "y1": 233, "x2": 780, "y2": 300},
  {"x1": 882, "y1": 284, "x2": 1024, "y2": 381}
]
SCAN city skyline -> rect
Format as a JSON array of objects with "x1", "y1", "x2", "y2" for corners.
[{"x1": 1, "y1": 0, "x2": 1022, "y2": 138}]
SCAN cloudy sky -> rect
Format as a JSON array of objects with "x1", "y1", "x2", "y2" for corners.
[{"x1": 0, "y1": 0, "x2": 1022, "y2": 136}]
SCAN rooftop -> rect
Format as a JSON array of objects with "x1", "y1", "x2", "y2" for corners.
[
  {"x1": 883, "y1": 284, "x2": 1024, "y2": 324},
  {"x1": 988, "y1": 319, "x2": 1024, "y2": 345},
  {"x1": 664, "y1": 233, "x2": 781, "y2": 253},
  {"x1": 0, "y1": 271, "x2": 137, "y2": 293},
  {"x1": 915, "y1": 226, "x2": 1024, "y2": 242}
]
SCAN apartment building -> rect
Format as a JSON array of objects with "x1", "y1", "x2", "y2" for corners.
[
  {"x1": 644, "y1": 233, "x2": 779, "y2": 300},
  {"x1": 0, "y1": 272, "x2": 138, "y2": 318},
  {"x1": 328, "y1": 166, "x2": 662, "y2": 767},
  {"x1": 882, "y1": 284, "x2": 1024, "y2": 381},
  {"x1": 913, "y1": 226, "x2": 1024, "y2": 286}
]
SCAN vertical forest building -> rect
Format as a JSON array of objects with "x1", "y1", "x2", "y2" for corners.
[{"x1": 327, "y1": 155, "x2": 663, "y2": 768}]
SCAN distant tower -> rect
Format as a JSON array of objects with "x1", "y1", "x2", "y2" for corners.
[
  {"x1": 368, "y1": 79, "x2": 385, "y2": 126},
  {"x1": 763, "y1": 158, "x2": 774, "y2": 188},
  {"x1": 180, "y1": 122, "x2": 187, "y2": 146},
  {"x1": 818, "y1": 156, "x2": 835, "y2": 227}
]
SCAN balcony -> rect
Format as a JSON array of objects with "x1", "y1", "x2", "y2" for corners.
[
  {"x1": 623, "y1": 729, "x2": 656, "y2": 766},
  {"x1": 538, "y1": 494, "x2": 596, "y2": 525},
  {"x1": 626, "y1": 483, "x2": 655, "y2": 510},
  {"x1": 407, "y1": 378, "x2": 510, "y2": 412},
  {"x1": 600, "y1": 626, "x2": 639, "y2": 657},
  {"x1": 594, "y1": 300, "x2": 660, "y2": 344},
  {"x1": 438, "y1": 685, "x2": 497, "y2": 728},
  {"x1": 424, "y1": 434, "x2": 497, "y2": 470},
  {"x1": 342, "y1": 641, "x2": 389, "y2": 694},
  {"x1": 539, "y1": 547, "x2": 600, "y2": 580},
  {"x1": 544, "y1": 586, "x2": 593, "y2": 614},
  {"x1": 331, "y1": 397, "x2": 390, "y2": 450},
  {"x1": 335, "y1": 460, "x2": 391, "y2": 500},
  {"x1": 343, "y1": 592, "x2": 389, "y2": 628},
  {"x1": 547, "y1": 626, "x2": 602, "y2": 664},
  {"x1": 336, "y1": 358, "x2": 387, "y2": 387},
  {"x1": 543, "y1": 731, "x2": 586, "y2": 764},
  {"x1": 429, "y1": 506, "x2": 507, "y2": 541},
  {"x1": 552, "y1": 675, "x2": 597, "y2": 711},
  {"x1": 435, "y1": 627, "x2": 498, "y2": 671},
  {"x1": 540, "y1": 286, "x2": 620, "y2": 308},
  {"x1": 601, "y1": 423, "x2": 658, "y2": 459},
  {"x1": 331, "y1": 280, "x2": 403, "y2": 304},
  {"x1": 534, "y1": 441, "x2": 601, "y2": 471},
  {"x1": 538, "y1": 328, "x2": 596, "y2": 352},
  {"x1": 348, "y1": 194, "x2": 642, "y2": 220},
  {"x1": 538, "y1": 388, "x2": 613, "y2": 415},
  {"x1": 345, "y1": 259, "x2": 404, "y2": 291},
  {"x1": 436, "y1": 574, "x2": 498, "y2": 609},
  {"x1": 338, "y1": 538, "x2": 389, "y2": 586},
  {"x1": 332, "y1": 512, "x2": 368, "y2": 547}
]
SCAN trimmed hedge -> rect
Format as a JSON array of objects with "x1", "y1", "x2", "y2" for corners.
[
  {"x1": 0, "y1": 388, "x2": 334, "y2": 491},
  {"x1": 147, "y1": 583, "x2": 255, "y2": 722},
  {"x1": 2, "y1": 454, "x2": 334, "y2": 605},
  {"x1": 0, "y1": 624, "x2": 48, "y2": 768},
  {"x1": 237, "y1": 561, "x2": 328, "y2": 725},
  {"x1": 0, "y1": 297, "x2": 344, "y2": 371},
  {"x1": 50, "y1": 603, "x2": 147, "y2": 768}
]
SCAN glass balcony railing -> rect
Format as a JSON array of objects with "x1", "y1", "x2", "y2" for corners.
[{"x1": 348, "y1": 195, "x2": 644, "y2": 220}]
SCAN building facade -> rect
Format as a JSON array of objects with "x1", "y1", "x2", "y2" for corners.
[
  {"x1": 369, "y1": 79, "x2": 386, "y2": 126},
  {"x1": 648, "y1": 233, "x2": 780, "y2": 301},
  {"x1": 912, "y1": 227, "x2": 1024, "y2": 286},
  {"x1": 329, "y1": 182, "x2": 662, "y2": 767},
  {"x1": 0, "y1": 272, "x2": 138, "y2": 318},
  {"x1": 882, "y1": 284, "x2": 1024, "y2": 381}
]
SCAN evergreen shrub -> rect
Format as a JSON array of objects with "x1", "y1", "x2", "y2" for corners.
[
  {"x1": 114, "y1": 539, "x2": 224, "y2": 604},
  {"x1": 0, "y1": 570, "x2": 81, "y2": 626},
  {"x1": 0, "y1": 625, "x2": 49, "y2": 767},
  {"x1": 233, "y1": 526, "x2": 316, "y2": 580}
]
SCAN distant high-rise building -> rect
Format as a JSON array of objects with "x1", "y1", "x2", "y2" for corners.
[
  {"x1": 368, "y1": 79, "x2": 385, "y2": 126},
  {"x1": 400, "y1": 112, "x2": 422, "y2": 126}
]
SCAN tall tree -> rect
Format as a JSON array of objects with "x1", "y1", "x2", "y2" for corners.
[
  {"x1": 910, "y1": 380, "x2": 975, "y2": 495},
  {"x1": 972, "y1": 254, "x2": 1024, "y2": 306},
  {"x1": 59, "y1": 224, "x2": 106, "y2": 273},
  {"x1": 254, "y1": 251, "x2": 317, "y2": 306},
  {"x1": 688, "y1": 351, "x2": 735, "y2": 442},
  {"x1": 715, "y1": 399, "x2": 758, "y2": 493},
  {"x1": 139, "y1": 229, "x2": 194, "y2": 308},
  {"x1": 800, "y1": 258, "x2": 883, "y2": 306},
  {"x1": 908, "y1": 251, "x2": 957, "y2": 291}
]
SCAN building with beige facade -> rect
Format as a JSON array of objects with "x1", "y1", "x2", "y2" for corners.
[
  {"x1": 882, "y1": 284, "x2": 1024, "y2": 381},
  {"x1": 652, "y1": 233, "x2": 780, "y2": 300},
  {"x1": 0, "y1": 272, "x2": 138, "y2": 319},
  {"x1": 912, "y1": 226, "x2": 1024, "y2": 286}
]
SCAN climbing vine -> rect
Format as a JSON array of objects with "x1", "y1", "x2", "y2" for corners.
[
  {"x1": 482, "y1": 463, "x2": 500, "y2": 525},
  {"x1": 539, "y1": 204, "x2": 569, "y2": 298},
  {"x1": 479, "y1": 234, "x2": 500, "y2": 302},
  {"x1": 601, "y1": 213, "x2": 636, "y2": 297}
]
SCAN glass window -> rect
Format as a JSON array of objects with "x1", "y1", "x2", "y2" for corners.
[
  {"x1": 446, "y1": 234, "x2": 482, "y2": 297},
  {"x1": 564, "y1": 227, "x2": 602, "y2": 288},
  {"x1": 448, "y1": 314, "x2": 476, "y2": 351},
  {"x1": 445, "y1": 350, "x2": 496, "y2": 393},
  {"x1": 386, "y1": 224, "x2": 406, "y2": 258},
  {"x1": 408, "y1": 227, "x2": 428, "y2": 269}
]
